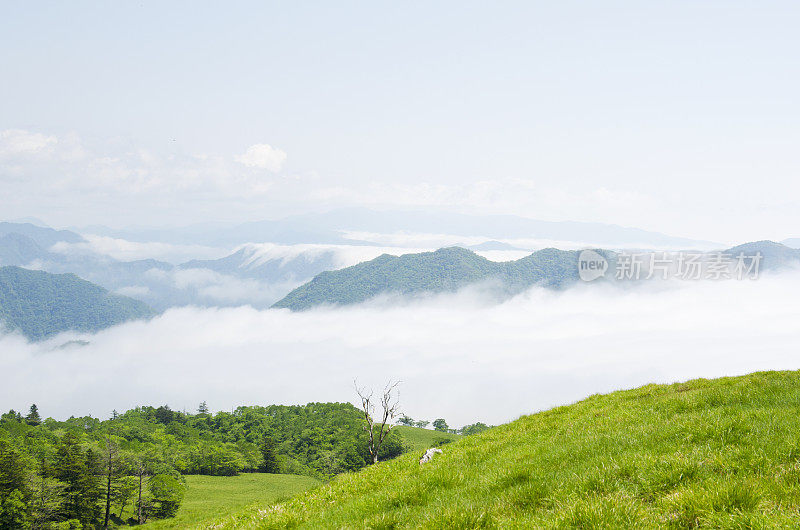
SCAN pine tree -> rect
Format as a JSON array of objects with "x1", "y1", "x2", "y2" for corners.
[
  {"x1": 25, "y1": 404, "x2": 41, "y2": 426},
  {"x1": 53, "y1": 432, "x2": 102, "y2": 526},
  {"x1": 197, "y1": 401, "x2": 209, "y2": 415},
  {"x1": 259, "y1": 435, "x2": 280, "y2": 473},
  {"x1": 30, "y1": 447, "x2": 65, "y2": 530},
  {"x1": 0, "y1": 438, "x2": 30, "y2": 498}
]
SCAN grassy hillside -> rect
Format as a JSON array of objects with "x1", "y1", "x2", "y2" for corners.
[
  {"x1": 140, "y1": 474, "x2": 319, "y2": 529},
  {"x1": 210, "y1": 371, "x2": 800, "y2": 528},
  {"x1": 0, "y1": 266, "x2": 155, "y2": 340},
  {"x1": 394, "y1": 426, "x2": 460, "y2": 451}
]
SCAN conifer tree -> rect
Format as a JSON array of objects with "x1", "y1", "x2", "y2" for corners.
[
  {"x1": 25, "y1": 404, "x2": 41, "y2": 426},
  {"x1": 259, "y1": 435, "x2": 280, "y2": 473},
  {"x1": 53, "y1": 432, "x2": 102, "y2": 526}
]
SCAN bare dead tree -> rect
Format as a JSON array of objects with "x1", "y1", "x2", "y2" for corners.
[{"x1": 355, "y1": 380, "x2": 401, "y2": 464}]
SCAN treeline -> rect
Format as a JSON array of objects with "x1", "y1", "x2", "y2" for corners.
[
  {"x1": 2, "y1": 402, "x2": 406, "y2": 478},
  {"x1": 0, "y1": 402, "x2": 489, "y2": 527},
  {"x1": 397, "y1": 415, "x2": 491, "y2": 436},
  {"x1": 0, "y1": 401, "x2": 405, "y2": 527},
  {"x1": 0, "y1": 423, "x2": 184, "y2": 528}
]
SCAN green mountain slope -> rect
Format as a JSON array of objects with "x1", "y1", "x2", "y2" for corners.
[
  {"x1": 273, "y1": 241, "x2": 800, "y2": 311},
  {"x1": 726, "y1": 240, "x2": 800, "y2": 269},
  {"x1": 212, "y1": 371, "x2": 800, "y2": 528},
  {"x1": 0, "y1": 266, "x2": 155, "y2": 340},
  {"x1": 273, "y1": 247, "x2": 593, "y2": 310}
]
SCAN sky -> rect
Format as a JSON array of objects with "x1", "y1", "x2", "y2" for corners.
[{"x1": 1, "y1": 1, "x2": 799, "y2": 242}]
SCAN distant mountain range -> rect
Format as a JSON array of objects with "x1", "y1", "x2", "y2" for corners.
[
  {"x1": 274, "y1": 241, "x2": 800, "y2": 311},
  {"x1": 0, "y1": 222, "x2": 84, "y2": 247},
  {"x1": 2, "y1": 219, "x2": 798, "y2": 316},
  {"x1": 74, "y1": 208, "x2": 718, "y2": 249},
  {"x1": 783, "y1": 238, "x2": 800, "y2": 249},
  {"x1": 467, "y1": 240, "x2": 526, "y2": 251},
  {"x1": 0, "y1": 266, "x2": 155, "y2": 341},
  {"x1": 0, "y1": 223, "x2": 364, "y2": 310},
  {"x1": 179, "y1": 244, "x2": 345, "y2": 283}
]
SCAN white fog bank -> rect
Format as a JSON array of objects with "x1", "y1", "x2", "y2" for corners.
[{"x1": 2, "y1": 271, "x2": 800, "y2": 427}]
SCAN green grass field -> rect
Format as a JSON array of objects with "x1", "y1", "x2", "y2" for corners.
[
  {"x1": 141, "y1": 473, "x2": 319, "y2": 529},
  {"x1": 129, "y1": 430, "x2": 454, "y2": 528},
  {"x1": 208, "y1": 370, "x2": 800, "y2": 528},
  {"x1": 394, "y1": 425, "x2": 461, "y2": 451}
]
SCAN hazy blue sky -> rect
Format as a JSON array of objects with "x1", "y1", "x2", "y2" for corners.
[{"x1": 1, "y1": 1, "x2": 798, "y2": 242}]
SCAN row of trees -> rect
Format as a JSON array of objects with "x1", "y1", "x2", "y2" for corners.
[
  {"x1": 396, "y1": 415, "x2": 491, "y2": 436},
  {"x1": 3, "y1": 402, "x2": 408, "y2": 478}
]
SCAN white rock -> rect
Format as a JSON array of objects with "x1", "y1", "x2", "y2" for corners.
[{"x1": 419, "y1": 447, "x2": 443, "y2": 465}]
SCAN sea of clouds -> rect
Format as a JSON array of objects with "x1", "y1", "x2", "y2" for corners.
[{"x1": 2, "y1": 270, "x2": 799, "y2": 427}]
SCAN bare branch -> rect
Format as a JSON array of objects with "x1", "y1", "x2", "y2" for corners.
[{"x1": 355, "y1": 379, "x2": 402, "y2": 464}]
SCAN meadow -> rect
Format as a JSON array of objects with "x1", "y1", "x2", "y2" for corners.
[
  {"x1": 132, "y1": 428, "x2": 453, "y2": 528},
  {"x1": 207, "y1": 370, "x2": 800, "y2": 528},
  {"x1": 138, "y1": 474, "x2": 319, "y2": 528}
]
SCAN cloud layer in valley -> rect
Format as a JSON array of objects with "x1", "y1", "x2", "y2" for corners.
[
  {"x1": 51, "y1": 235, "x2": 230, "y2": 264},
  {"x1": 2, "y1": 271, "x2": 799, "y2": 427}
]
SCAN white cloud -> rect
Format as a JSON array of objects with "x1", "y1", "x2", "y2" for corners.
[
  {"x1": 51, "y1": 235, "x2": 229, "y2": 263},
  {"x1": 0, "y1": 129, "x2": 57, "y2": 157},
  {"x1": 308, "y1": 179, "x2": 661, "y2": 230},
  {"x1": 235, "y1": 143, "x2": 287, "y2": 172},
  {"x1": 2, "y1": 271, "x2": 799, "y2": 426},
  {"x1": 162, "y1": 267, "x2": 296, "y2": 306},
  {"x1": 340, "y1": 231, "x2": 713, "y2": 254},
  {"x1": 2, "y1": 128, "x2": 796, "y2": 243},
  {"x1": 0, "y1": 129, "x2": 288, "y2": 203},
  {"x1": 234, "y1": 242, "x2": 431, "y2": 270},
  {"x1": 115, "y1": 285, "x2": 151, "y2": 298}
]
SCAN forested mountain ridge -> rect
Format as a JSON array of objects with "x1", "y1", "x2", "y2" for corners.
[
  {"x1": 726, "y1": 240, "x2": 800, "y2": 267},
  {"x1": 0, "y1": 266, "x2": 155, "y2": 340},
  {"x1": 273, "y1": 241, "x2": 800, "y2": 311},
  {"x1": 272, "y1": 247, "x2": 609, "y2": 310}
]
